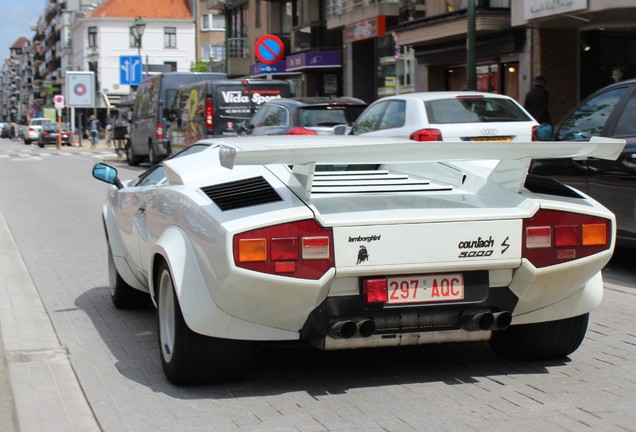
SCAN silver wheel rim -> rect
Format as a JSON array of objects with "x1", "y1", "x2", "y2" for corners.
[{"x1": 158, "y1": 268, "x2": 176, "y2": 363}]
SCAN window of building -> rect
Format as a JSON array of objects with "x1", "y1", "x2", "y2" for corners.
[
  {"x1": 201, "y1": 13, "x2": 225, "y2": 31},
  {"x1": 256, "y1": 0, "x2": 262, "y2": 27},
  {"x1": 164, "y1": 27, "x2": 177, "y2": 48},
  {"x1": 164, "y1": 61, "x2": 177, "y2": 72},
  {"x1": 228, "y1": 5, "x2": 248, "y2": 58},
  {"x1": 88, "y1": 27, "x2": 97, "y2": 48},
  {"x1": 203, "y1": 44, "x2": 225, "y2": 62}
]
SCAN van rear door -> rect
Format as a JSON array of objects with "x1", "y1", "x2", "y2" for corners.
[{"x1": 213, "y1": 81, "x2": 291, "y2": 136}]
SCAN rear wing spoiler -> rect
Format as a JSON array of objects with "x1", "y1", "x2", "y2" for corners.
[{"x1": 218, "y1": 136, "x2": 625, "y2": 198}]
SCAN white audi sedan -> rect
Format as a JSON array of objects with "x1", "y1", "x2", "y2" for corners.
[
  {"x1": 351, "y1": 91, "x2": 539, "y2": 142},
  {"x1": 93, "y1": 135, "x2": 623, "y2": 385}
]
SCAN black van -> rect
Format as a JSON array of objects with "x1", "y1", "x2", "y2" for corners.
[
  {"x1": 128, "y1": 72, "x2": 226, "y2": 166},
  {"x1": 168, "y1": 79, "x2": 293, "y2": 146}
]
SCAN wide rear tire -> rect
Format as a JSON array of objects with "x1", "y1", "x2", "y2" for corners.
[
  {"x1": 156, "y1": 261, "x2": 252, "y2": 385},
  {"x1": 126, "y1": 142, "x2": 141, "y2": 166},
  {"x1": 148, "y1": 143, "x2": 158, "y2": 166},
  {"x1": 108, "y1": 244, "x2": 149, "y2": 309},
  {"x1": 489, "y1": 313, "x2": 589, "y2": 361}
]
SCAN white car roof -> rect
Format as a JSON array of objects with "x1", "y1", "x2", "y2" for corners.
[{"x1": 376, "y1": 91, "x2": 518, "y2": 102}]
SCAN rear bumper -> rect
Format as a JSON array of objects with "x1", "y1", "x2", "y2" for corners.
[{"x1": 300, "y1": 271, "x2": 519, "y2": 348}]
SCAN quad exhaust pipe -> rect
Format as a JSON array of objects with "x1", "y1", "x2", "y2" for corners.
[
  {"x1": 462, "y1": 311, "x2": 512, "y2": 331},
  {"x1": 327, "y1": 311, "x2": 510, "y2": 339},
  {"x1": 328, "y1": 317, "x2": 376, "y2": 339}
]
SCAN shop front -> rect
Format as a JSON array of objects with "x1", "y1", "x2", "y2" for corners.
[{"x1": 286, "y1": 50, "x2": 343, "y2": 97}]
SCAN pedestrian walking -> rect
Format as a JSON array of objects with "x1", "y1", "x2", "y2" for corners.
[
  {"x1": 105, "y1": 116, "x2": 113, "y2": 147},
  {"x1": 524, "y1": 75, "x2": 551, "y2": 125},
  {"x1": 88, "y1": 114, "x2": 100, "y2": 148}
]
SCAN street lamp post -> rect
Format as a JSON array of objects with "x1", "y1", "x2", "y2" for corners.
[{"x1": 131, "y1": 16, "x2": 146, "y2": 78}]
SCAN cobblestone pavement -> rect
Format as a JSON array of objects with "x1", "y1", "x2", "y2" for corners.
[{"x1": 0, "y1": 139, "x2": 635, "y2": 432}]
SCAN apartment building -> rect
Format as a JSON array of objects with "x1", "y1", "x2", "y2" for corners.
[{"x1": 0, "y1": 38, "x2": 31, "y2": 123}]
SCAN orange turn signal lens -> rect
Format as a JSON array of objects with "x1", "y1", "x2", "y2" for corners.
[
  {"x1": 582, "y1": 224, "x2": 607, "y2": 246},
  {"x1": 238, "y1": 238, "x2": 267, "y2": 262}
]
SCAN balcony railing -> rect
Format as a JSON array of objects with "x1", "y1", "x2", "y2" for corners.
[
  {"x1": 327, "y1": 0, "x2": 399, "y2": 19},
  {"x1": 227, "y1": 38, "x2": 248, "y2": 58}
]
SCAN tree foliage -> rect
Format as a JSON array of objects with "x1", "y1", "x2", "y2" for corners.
[{"x1": 190, "y1": 61, "x2": 211, "y2": 72}]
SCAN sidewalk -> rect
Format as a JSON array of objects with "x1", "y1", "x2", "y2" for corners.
[{"x1": 0, "y1": 209, "x2": 100, "y2": 431}]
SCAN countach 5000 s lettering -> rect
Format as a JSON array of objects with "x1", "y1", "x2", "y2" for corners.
[
  {"x1": 92, "y1": 135, "x2": 625, "y2": 385},
  {"x1": 458, "y1": 235, "x2": 495, "y2": 258}
]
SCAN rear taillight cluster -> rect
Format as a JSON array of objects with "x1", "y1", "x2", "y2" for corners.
[
  {"x1": 410, "y1": 128, "x2": 442, "y2": 141},
  {"x1": 531, "y1": 125, "x2": 538, "y2": 141},
  {"x1": 523, "y1": 209, "x2": 611, "y2": 267},
  {"x1": 156, "y1": 123, "x2": 164, "y2": 140},
  {"x1": 206, "y1": 98, "x2": 213, "y2": 132},
  {"x1": 233, "y1": 219, "x2": 334, "y2": 279}
]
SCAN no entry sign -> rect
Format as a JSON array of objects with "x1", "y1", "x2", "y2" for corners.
[{"x1": 255, "y1": 34, "x2": 285, "y2": 65}]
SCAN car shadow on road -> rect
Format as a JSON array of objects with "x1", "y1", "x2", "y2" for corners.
[
  {"x1": 75, "y1": 287, "x2": 567, "y2": 400},
  {"x1": 603, "y1": 246, "x2": 636, "y2": 290}
]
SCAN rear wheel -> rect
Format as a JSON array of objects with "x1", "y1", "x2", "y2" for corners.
[
  {"x1": 489, "y1": 313, "x2": 589, "y2": 360},
  {"x1": 148, "y1": 142, "x2": 157, "y2": 166},
  {"x1": 108, "y1": 244, "x2": 149, "y2": 309},
  {"x1": 156, "y1": 261, "x2": 252, "y2": 385},
  {"x1": 126, "y1": 142, "x2": 141, "y2": 166}
]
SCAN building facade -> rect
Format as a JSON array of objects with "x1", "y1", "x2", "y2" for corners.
[{"x1": 2, "y1": 0, "x2": 636, "y2": 127}]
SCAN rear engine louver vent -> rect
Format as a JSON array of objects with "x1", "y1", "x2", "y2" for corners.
[
  {"x1": 201, "y1": 177, "x2": 282, "y2": 211},
  {"x1": 524, "y1": 174, "x2": 583, "y2": 199}
]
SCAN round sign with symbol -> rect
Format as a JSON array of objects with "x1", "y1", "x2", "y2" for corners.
[
  {"x1": 54, "y1": 95, "x2": 65, "y2": 108},
  {"x1": 74, "y1": 83, "x2": 87, "y2": 97},
  {"x1": 255, "y1": 34, "x2": 285, "y2": 65}
]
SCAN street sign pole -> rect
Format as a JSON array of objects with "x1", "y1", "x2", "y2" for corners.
[{"x1": 54, "y1": 95, "x2": 65, "y2": 149}]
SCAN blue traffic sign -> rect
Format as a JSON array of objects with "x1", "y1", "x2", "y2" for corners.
[{"x1": 120, "y1": 55, "x2": 143, "y2": 85}]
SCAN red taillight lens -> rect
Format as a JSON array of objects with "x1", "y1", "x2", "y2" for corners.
[
  {"x1": 531, "y1": 125, "x2": 538, "y2": 141},
  {"x1": 286, "y1": 127, "x2": 318, "y2": 135},
  {"x1": 410, "y1": 128, "x2": 442, "y2": 141},
  {"x1": 156, "y1": 123, "x2": 164, "y2": 140},
  {"x1": 206, "y1": 98, "x2": 213, "y2": 132},
  {"x1": 363, "y1": 279, "x2": 389, "y2": 304},
  {"x1": 522, "y1": 209, "x2": 611, "y2": 267},
  {"x1": 41, "y1": 131, "x2": 48, "y2": 137},
  {"x1": 234, "y1": 220, "x2": 334, "y2": 279}
]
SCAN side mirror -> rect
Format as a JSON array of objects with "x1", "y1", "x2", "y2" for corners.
[
  {"x1": 92, "y1": 162, "x2": 123, "y2": 189},
  {"x1": 333, "y1": 124, "x2": 347, "y2": 135}
]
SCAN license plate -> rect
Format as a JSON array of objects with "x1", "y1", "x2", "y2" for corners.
[
  {"x1": 387, "y1": 273, "x2": 464, "y2": 304},
  {"x1": 470, "y1": 137, "x2": 511, "y2": 142}
]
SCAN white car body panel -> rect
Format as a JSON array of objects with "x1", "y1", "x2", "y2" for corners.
[{"x1": 98, "y1": 135, "x2": 625, "y2": 346}]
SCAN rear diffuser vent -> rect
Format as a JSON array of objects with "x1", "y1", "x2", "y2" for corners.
[
  {"x1": 201, "y1": 177, "x2": 282, "y2": 211},
  {"x1": 524, "y1": 174, "x2": 583, "y2": 199}
]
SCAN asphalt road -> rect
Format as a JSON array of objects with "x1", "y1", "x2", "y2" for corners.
[{"x1": 0, "y1": 139, "x2": 635, "y2": 432}]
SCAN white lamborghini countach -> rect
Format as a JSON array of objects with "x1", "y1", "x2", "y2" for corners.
[{"x1": 92, "y1": 135, "x2": 625, "y2": 385}]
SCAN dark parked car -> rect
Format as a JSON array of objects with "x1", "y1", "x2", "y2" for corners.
[
  {"x1": 530, "y1": 78, "x2": 636, "y2": 248},
  {"x1": 244, "y1": 97, "x2": 367, "y2": 136},
  {"x1": 1, "y1": 122, "x2": 14, "y2": 138},
  {"x1": 37, "y1": 122, "x2": 72, "y2": 147}
]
